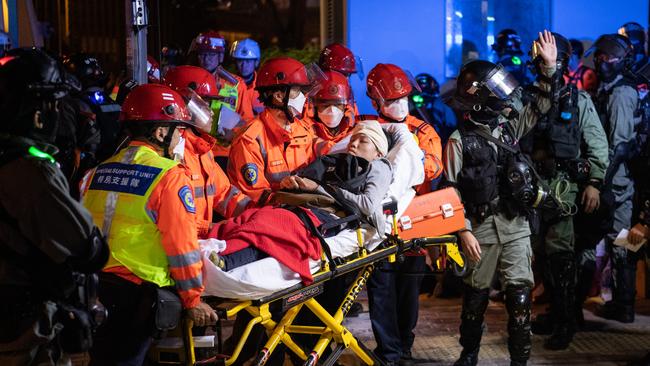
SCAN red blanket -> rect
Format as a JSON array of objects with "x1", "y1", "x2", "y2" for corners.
[{"x1": 208, "y1": 206, "x2": 322, "y2": 284}]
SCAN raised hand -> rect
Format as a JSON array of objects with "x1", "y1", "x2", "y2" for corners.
[{"x1": 535, "y1": 29, "x2": 557, "y2": 67}]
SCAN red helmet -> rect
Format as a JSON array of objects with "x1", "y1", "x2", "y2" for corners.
[
  {"x1": 163, "y1": 65, "x2": 219, "y2": 98},
  {"x1": 120, "y1": 84, "x2": 192, "y2": 124},
  {"x1": 147, "y1": 55, "x2": 160, "y2": 83},
  {"x1": 313, "y1": 70, "x2": 351, "y2": 104},
  {"x1": 256, "y1": 57, "x2": 310, "y2": 90},
  {"x1": 366, "y1": 63, "x2": 412, "y2": 101},
  {"x1": 319, "y1": 43, "x2": 357, "y2": 74},
  {"x1": 190, "y1": 31, "x2": 226, "y2": 54}
]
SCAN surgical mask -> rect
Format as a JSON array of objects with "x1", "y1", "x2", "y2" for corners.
[
  {"x1": 172, "y1": 135, "x2": 186, "y2": 162},
  {"x1": 287, "y1": 91, "x2": 306, "y2": 115},
  {"x1": 318, "y1": 106, "x2": 345, "y2": 128},
  {"x1": 381, "y1": 97, "x2": 409, "y2": 121}
]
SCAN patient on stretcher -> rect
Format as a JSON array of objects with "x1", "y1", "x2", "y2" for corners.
[{"x1": 205, "y1": 121, "x2": 390, "y2": 275}]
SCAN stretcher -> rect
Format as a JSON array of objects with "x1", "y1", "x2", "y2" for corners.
[{"x1": 150, "y1": 188, "x2": 467, "y2": 366}]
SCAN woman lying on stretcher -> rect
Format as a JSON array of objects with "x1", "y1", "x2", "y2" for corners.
[{"x1": 206, "y1": 120, "x2": 392, "y2": 281}]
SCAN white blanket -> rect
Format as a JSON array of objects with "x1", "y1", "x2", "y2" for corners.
[{"x1": 201, "y1": 123, "x2": 425, "y2": 300}]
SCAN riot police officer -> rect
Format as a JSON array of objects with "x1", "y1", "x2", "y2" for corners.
[
  {"x1": 0, "y1": 48, "x2": 108, "y2": 365},
  {"x1": 61, "y1": 53, "x2": 121, "y2": 198},
  {"x1": 588, "y1": 34, "x2": 640, "y2": 323},
  {"x1": 522, "y1": 32, "x2": 609, "y2": 350},
  {"x1": 492, "y1": 29, "x2": 535, "y2": 86},
  {"x1": 618, "y1": 22, "x2": 648, "y2": 73},
  {"x1": 444, "y1": 30, "x2": 557, "y2": 366}
]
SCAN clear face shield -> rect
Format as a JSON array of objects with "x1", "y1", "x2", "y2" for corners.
[
  {"x1": 302, "y1": 62, "x2": 328, "y2": 97},
  {"x1": 180, "y1": 88, "x2": 215, "y2": 134},
  {"x1": 484, "y1": 64, "x2": 519, "y2": 100}
]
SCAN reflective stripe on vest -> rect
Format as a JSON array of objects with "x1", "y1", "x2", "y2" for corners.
[{"x1": 83, "y1": 145, "x2": 179, "y2": 288}]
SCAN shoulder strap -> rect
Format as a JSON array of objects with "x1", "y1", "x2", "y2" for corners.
[
  {"x1": 470, "y1": 127, "x2": 519, "y2": 154},
  {"x1": 285, "y1": 206, "x2": 338, "y2": 271}
]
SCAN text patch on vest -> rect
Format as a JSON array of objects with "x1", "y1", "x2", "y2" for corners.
[{"x1": 89, "y1": 162, "x2": 162, "y2": 195}]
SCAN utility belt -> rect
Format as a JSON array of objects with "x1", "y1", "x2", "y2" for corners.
[
  {"x1": 532, "y1": 157, "x2": 590, "y2": 183},
  {"x1": 98, "y1": 273, "x2": 182, "y2": 339},
  {"x1": 465, "y1": 198, "x2": 523, "y2": 225}
]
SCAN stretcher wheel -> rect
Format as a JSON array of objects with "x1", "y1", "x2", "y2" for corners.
[{"x1": 452, "y1": 252, "x2": 467, "y2": 277}]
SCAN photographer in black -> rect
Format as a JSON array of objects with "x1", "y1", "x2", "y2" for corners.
[{"x1": 0, "y1": 48, "x2": 109, "y2": 365}]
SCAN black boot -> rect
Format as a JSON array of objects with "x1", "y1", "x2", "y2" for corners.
[
  {"x1": 544, "y1": 253, "x2": 576, "y2": 350},
  {"x1": 596, "y1": 256, "x2": 636, "y2": 323},
  {"x1": 454, "y1": 285, "x2": 489, "y2": 366},
  {"x1": 505, "y1": 285, "x2": 531, "y2": 364}
]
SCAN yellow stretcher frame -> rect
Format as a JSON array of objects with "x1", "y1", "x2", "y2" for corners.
[
  {"x1": 151, "y1": 218, "x2": 465, "y2": 366},
  {"x1": 151, "y1": 236, "x2": 464, "y2": 366}
]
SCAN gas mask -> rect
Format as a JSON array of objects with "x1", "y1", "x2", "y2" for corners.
[
  {"x1": 381, "y1": 97, "x2": 409, "y2": 121},
  {"x1": 318, "y1": 105, "x2": 345, "y2": 128},
  {"x1": 507, "y1": 161, "x2": 539, "y2": 207},
  {"x1": 506, "y1": 160, "x2": 559, "y2": 215},
  {"x1": 287, "y1": 91, "x2": 307, "y2": 116},
  {"x1": 595, "y1": 60, "x2": 620, "y2": 83}
]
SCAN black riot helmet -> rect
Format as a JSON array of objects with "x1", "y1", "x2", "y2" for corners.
[
  {"x1": 453, "y1": 60, "x2": 519, "y2": 117},
  {"x1": 585, "y1": 34, "x2": 634, "y2": 82},
  {"x1": 530, "y1": 32, "x2": 572, "y2": 75},
  {"x1": 0, "y1": 48, "x2": 74, "y2": 142},
  {"x1": 492, "y1": 29, "x2": 523, "y2": 56},
  {"x1": 415, "y1": 73, "x2": 439, "y2": 96},
  {"x1": 63, "y1": 53, "x2": 106, "y2": 89},
  {"x1": 618, "y1": 22, "x2": 646, "y2": 56}
]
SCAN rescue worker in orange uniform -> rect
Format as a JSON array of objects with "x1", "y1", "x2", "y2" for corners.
[
  {"x1": 363, "y1": 63, "x2": 443, "y2": 366},
  {"x1": 190, "y1": 31, "x2": 255, "y2": 167},
  {"x1": 364, "y1": 63, "x2": 443, "y2": 194},
  {"x1": 319, "y1": 43, "x2": 362, "y2": 115},
  {"x1": 230, "y1": 38, "x2": 264, "y2": 115},
  {"x1": 81, "y1": 84, "x2": 217, "y2": 365},
  {"x1": 163, "y1": 65, "x2": 253, "y2": 235},
  {"x1": 227, "y1": 57, "x2": 317, "y2": 202},
  {"x1": 311, "y1": 70, "x2": 356, "y2": 155}
]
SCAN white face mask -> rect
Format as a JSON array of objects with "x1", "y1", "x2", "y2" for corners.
[
  {"x1": 172, "y1": 135, "x2": 186, "y2": 162},
  {"x1": 381, "y1": 97, "x2": 409, "y2": 121},
  {"x1": 318, "y1": 105, "x2": 345, "y2": 128},
  {"x1": 287, "y1": 91, "x2": 306, "y2": 116}
]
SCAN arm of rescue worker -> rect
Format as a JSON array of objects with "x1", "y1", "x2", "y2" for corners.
[
  {"x1": 149, "y1": 166, "x2": 204, "y2": 309},
  {"x1": 227, "y1": 133, "x2": 270, "y2": 203},
  {"x1": 443, "y1": 132, "x2": 473, "y2": 232},
  {"x1": 213, "y1": 164, "x2": 254, "y2": 220},
  {"x1": 236, "y1": 81, "x2": 255, "y2": 122},
  {"x1": 328, "y1": 158, "x2": 392, "y2": 218},
  {"x1": 0, "y1": 156, "x2": 105, "y2": 268},
  {"x1": 415, "y1": 120, "x2": 444, "y2": 180},
  {"x1": 577, "y1": 91, "x2": 609, "y2": 181}
]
